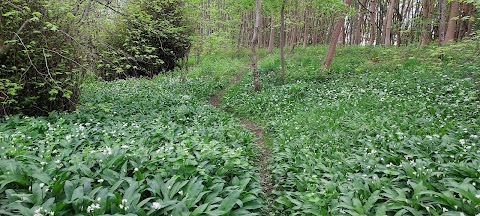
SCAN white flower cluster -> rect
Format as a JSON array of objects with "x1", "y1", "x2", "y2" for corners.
[
  {"x1": 152, "y1": 202, "x2": 162, "y2": 210},
  {"x1": 119, "y1": 199, "x2": 129, "y2": 211},
  {"x1": 86, "y1": 203, "x2": 100, "y2": 213},
  {"x1": 34, "y1": 207, "x2": 54, "y2": 216}
]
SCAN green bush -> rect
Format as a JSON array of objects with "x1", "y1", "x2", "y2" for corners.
[
  {"x1": 0, "y1": 0, "x2": 83, "y2": 116},
  {"x1": 96, "y1": 0, "x2": 191, "y2": 80}
]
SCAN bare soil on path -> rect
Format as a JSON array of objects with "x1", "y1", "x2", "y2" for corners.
[{"x1": 208, "y1": 69, "x2": 273, "y2": 210}]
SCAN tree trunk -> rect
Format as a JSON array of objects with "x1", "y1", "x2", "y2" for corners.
[
  {"x1": 369, "y1": 0, "x2": 377, "y2": 45},
  {"x1": 280, "y1": 0, "x2": 286, "y2": 81},
  {"x1": 466, "y1": 4, "x2": 476, "y2": 37},
  {"x1": 258, "y1": 13, "x2": 263, "y2": 48},
  {"x1": 420, "y1": 0, "x2": 431, "y2": 46},
  {"x1": 290, "y1": 1, "x2": 299, "y2": 54},
  {"x1": 303, "y1": 5, "x2": 312, "y2": 48},
  {"x1": 384, "y1": 0, "x2": 396, "y2": 45},
  {"x1": 268, "y1": 14, "x2": 275, "y2": 53},
  {"x1": 251, "y1": 0, "x2": 262, "y2": 92},
  {"x1": 322, "y1": 0, "x2": 353, "y2": 75},
  {"x1": 445, "y1": 0, "x2": 458, "y2": 43},
  {"x1": 438, "y1": 0, "x2": 447, "y2": 45}
]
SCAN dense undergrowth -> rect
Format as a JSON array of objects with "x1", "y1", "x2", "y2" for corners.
[
  {"x1": 1, "y1": 42, "x2": 479, "y2": 215},
  {"x1": 223, "y1": 44, "x2": 480, "y2": 215},
  {"x1": 0, "y1": 56, "x2": 263, "y2": 215}
]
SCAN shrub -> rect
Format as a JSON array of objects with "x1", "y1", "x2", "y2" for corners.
[
  {"x1": 96, "y1": 0, "x2": 191, "y2": 80},
  {"x1": 0, "y1": 0, "x2": 83, "y2": 116}
]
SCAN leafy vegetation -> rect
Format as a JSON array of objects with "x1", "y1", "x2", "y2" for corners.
[
  {"x1": 0, "y1": 0, "x2": 83, "y2": 116},
  {"x1": 223, "y1": 44, "x2": 480, "y2": 215},
  {"x1": 0, "y1": 56, "x2": 263, "y2": 215},
  {"x1": 97, "y1": 0, "x2": 191, "y2": 80}
]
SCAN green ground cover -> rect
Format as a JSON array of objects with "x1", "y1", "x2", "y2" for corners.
[
  {"x1": 223, "y1": 44, "x2": 480, "y2": 215},
  {"x1": 0, "y1": 56, "x2": 263, "y2": 215}
]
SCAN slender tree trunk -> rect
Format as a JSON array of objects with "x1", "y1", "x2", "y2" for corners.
[
  {"x1": 438, "y1": 0, "x2": 447, "y2": 45},
  {"x1": 369, "y1": 0, "x2": 377, "y2": 45},
  {"x1": 268, "y1": 14, "x2": 275, "y2": 53},
  {"x1": 258, "y1": 13, "x2": 263, "y2": 48},
  {"x1": 445, "y1": 0, "x2": 459, "y2": 43},
  {"x1": 251, "y1": 0, "x2": 262, "y2": 92},
  {"x1": 420, "y1": 0, "x2": 431, "y2": 46},
  {"x1": 313, "y1": 17, "x2": 318, "y2": 46},
  {"x1": 280, "y1": 0, "x2": 287, "y2": 81},
  {"x1": 384, "y1": 0, "x2": 396, "y2": 45},
  {"x1": 322, "y1": 0, "x2": 353, "y2": 75},
  {"x1": 303, "y1": 5, "x2": 312, "y2": 48},
  {"x1": 290, "y1": 1, "x2": 299, "y2": 54},
  {"x1": 466, "y1": 4, "x2": 476, "y2": 37}
]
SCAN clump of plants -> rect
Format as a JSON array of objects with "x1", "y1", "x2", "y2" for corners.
[
  {"x1": 0, "y1": 0, "x2": 83, "y2": 116},
  {"x1": 96, "y1": 0, "x2": 191, "y2": 80}
]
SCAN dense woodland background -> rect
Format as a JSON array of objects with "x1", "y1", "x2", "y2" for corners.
[{"x1": 0, "y1": 0, "x2": 479, "y2": 116}]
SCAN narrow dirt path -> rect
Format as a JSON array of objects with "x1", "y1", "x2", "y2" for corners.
[{"x1": 208, "y1": 69, "x2": 274, "y2": 211}]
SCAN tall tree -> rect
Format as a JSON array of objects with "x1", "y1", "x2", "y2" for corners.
[
  {"x1": 369, "y1": 0, "x2": 377, "y2": 45},
  {"x1": 384, "y1": 0, "x2": 396, "y2": 45},
  {"x1": 268, "y1": 14, "x2": 275, "y2": 52},
  {"x1": 303, "y1": 4, "x2": 312, "y2": 48},
  {"x1": 251, "y1": 0, "x2": 262, "y2": 92},
  {"x1": 321, "y1": 0, "x2": 352, "y2": 75},
  {"x1": 445, "y1": 0, "x2": 459, "y2": 43},
  {"x1": 438, "y1": 0, "x2": 447, "y2": 45},
  {"x1": 420, "y1": 0, "x2": 432, "y2": 46},
  {"x1": 280, "y1": 0, "x2": 286, "y2": 81}
]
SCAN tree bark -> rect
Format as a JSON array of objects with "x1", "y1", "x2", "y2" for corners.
[
  {"x1": 420, "y1": 0, "x2": 432, "y2": 46},
  {"x1": 303, "y1": 5, "x2": 312, "y2": 48},
  {"x1": 384, "y1": 0, "x2": 396, "y2": 45},
  {"x1": 445, "y1": 0, "x2": 458, "y2": 43},
  {"x1": 438, "y1": 0, "x2": 447, "y2": 45},
  {"x1": 251, "y1": 0, "x2": 262, "y2": 92},
  {"x1": 322, "y1": 0, "x2": 353, "y2": 75},
  {"x1": 369, "y1": 0, "x2": 377, "y2": 45},
  {"x1": 268, "y1": 14, "x2": 275, "y2": 53},
  {"x1": 466, "y1": 4, "x2": 476, "y2": 37},
  {"x1": 280, "y1": 0, "x2": 287, "y2": 81}
]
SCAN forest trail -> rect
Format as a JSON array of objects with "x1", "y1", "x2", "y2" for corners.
[{"x1": 208, "y1": 68, "x2": 274, "y2": 211}]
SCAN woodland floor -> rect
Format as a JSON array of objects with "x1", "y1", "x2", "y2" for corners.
[
  {"x1": 1, "y1": 45, "x2": 479, "y2": 216},
  {"x1": 209, "y1": 66, "x2": 274, "y2": 212}
]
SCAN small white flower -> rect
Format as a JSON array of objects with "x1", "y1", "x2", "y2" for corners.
[
  {"x1": 40, "y1": 161, "x2": 48, "y2": 166},
  {"x1": 459, "y1": 139, "x2": 466, "y2": 145},
  {"x1": 121, "y1": 145, "x2": 129, "y2": 149},
  {"x1": 178, "y1": 191, "x2": 183, "y2": 195},
  {"x1": 122, "y1": 199, "x2": 127, "y2": 204},
  {"x1": 55, "y1": 160, "x2": 61, "y2": 164},
  {"x1": 442, "y1": 207, "x2": 448, "y2": 212},
  {"x1": 49, "y1": 211, "x2": 54, "y2": 216},
  {"x1": 103, "y1": 147, "x2": 113, "y2": 155},
  {"x1": 39, "y1": 183, "x2": 45, "y2": 188},
  {"x1": 97, "y1": 179, "x2": 104, "y2": 183},
  {"x1": 152, "y1": 202, "x2": 162, "y2": 210},
  {"x1": 475, "y1": 194, "x2": 480, "y2": 198},
  {"x1": 134, "y1": 168, "x2": 139, "y2": 172}
]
